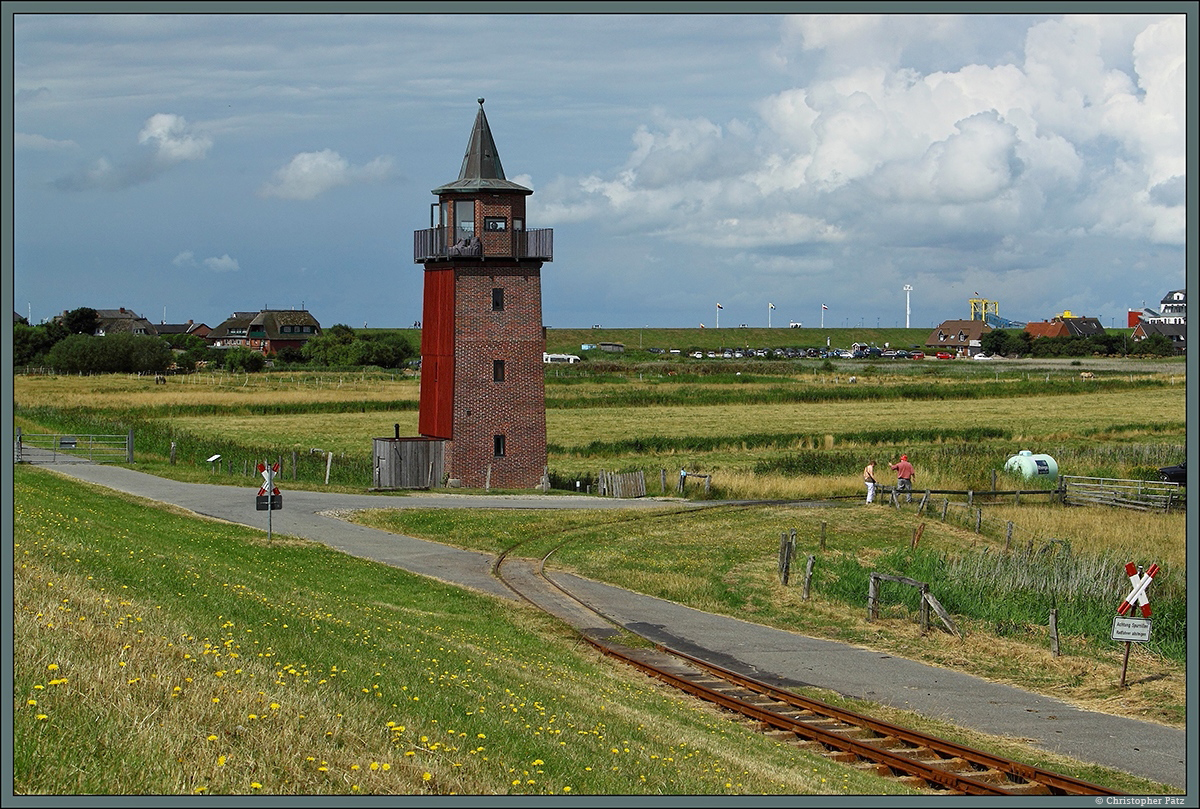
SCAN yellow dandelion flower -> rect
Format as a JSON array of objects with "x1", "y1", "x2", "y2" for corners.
[
  {"x1": 250, "y1": 782, "x2": 262, "y2": 790},
  {"x1": 36, "y1": 714, "x2": 48, "y2": 721},
  {"x1": 207, "y1": 734, "x2": 218, "y2": 742},
  {"x1": 382, "y1": 763, "x2": 391, "y2": 771},
  {"x1": 27, "y1": 700, "x2": 37, "y2": 706},
  {"x1": 270, "y1": 703, "x2": 280, "y2": 710},
  {"x1": 422, "y1": 772, "x2": 432, "y2": 781},
  {"x1": 369, "y1": 762, "x2": 379, "y2": 771},
  {"x1": 46, "y1": 664, "x2": 59, "y2": 671},
  {"x1": 218, "y1": 756, "x2": 226, "y2": 766},
  {"x1": 193, "y1": 786, "x2": 207, "y2": 794},
  {"x1": 350, "y1": 764, "x2": 360, "y2": 771}
]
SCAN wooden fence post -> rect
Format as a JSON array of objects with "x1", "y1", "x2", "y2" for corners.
[
  {"x1": 941, "y1": 499, "x2": 949, "y2": 520},
  {"x1": 1049, "y1": 609, "x2": 1060, "y2": 657},
  {"x1": 819, "y1": 521, "x2": 826, "y2": 551},
  {"x1": 325, "y1": 451, "x2": 334, "y2": 485},
  {"x1": 920, "y1": 583, "x2": 930, "y2": 634},
  {"x1": 867, "y1": 574, "x2": 879, "y2": 621},
  {"x1": 802, "y1": 554, "x2": 815, "y2": 601},
  {"x1": 975, "y1": 509, "x2": 982, "y2": 533},
  {"x1": 1005, "y1": 521, "x2": 1014, "y2": 551},
  {"x1": 170, "y1": 441, "x2": 176, "y2": 465}
]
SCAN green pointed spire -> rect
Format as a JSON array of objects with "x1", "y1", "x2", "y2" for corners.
[{"x1": 433, "y1": 98, "x2": 531, "y2": 195}]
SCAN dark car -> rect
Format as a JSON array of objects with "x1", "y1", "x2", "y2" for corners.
[{"x1": 1158, "y1": 461, "x2": 1186, "y2": 485}]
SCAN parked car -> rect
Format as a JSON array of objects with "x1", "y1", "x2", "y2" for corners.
[
  {"x1": 909, "y1": 351, "x2": 925, "y2": 360},
  {"x1": 935, "y1": 352, "x2": 954, "y2": 360},
  {"x1": 1158, "y1": 461, "x2": 1186, "y2": 485},
  {"x1": 972, "y1": 353, "x2": 993, "y2": 360}
]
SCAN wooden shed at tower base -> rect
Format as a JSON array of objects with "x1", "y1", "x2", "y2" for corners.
[{"x1": 373, "y1": 432, "x2": 446, "y2": 489}]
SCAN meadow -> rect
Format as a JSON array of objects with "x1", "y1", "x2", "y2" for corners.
[
  {"x1": 15, "y1": 464, "x2": 920, "y2": 796},
  {"x1": 11, "y1": 346, "x2": 1188, "y2": 794}
]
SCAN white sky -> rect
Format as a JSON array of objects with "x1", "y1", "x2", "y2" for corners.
[{"x1": 8, "y1": 6, "x2": 1193, "y2": 332}]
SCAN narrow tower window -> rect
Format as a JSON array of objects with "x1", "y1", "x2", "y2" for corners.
[
  {"x1": 493, "y1": 359, "x2": 505, "y2": 382},
  {"x1": 492, "y1": 287, "x2": 505, "y2": 311},
  {"x1": 493, "y1": 435, "x2": 506, "y2": 457}
]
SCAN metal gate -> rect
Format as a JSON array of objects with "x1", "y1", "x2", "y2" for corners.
[{"x1": 14, "y1": 428, "x2": 134, "y2": 464}]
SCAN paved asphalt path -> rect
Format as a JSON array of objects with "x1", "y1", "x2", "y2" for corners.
[{"x1": 33, "y1": 461, "x2": 1190, "y2": 792}]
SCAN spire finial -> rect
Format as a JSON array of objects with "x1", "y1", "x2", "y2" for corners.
[{"x1": 478, "y1": 97, "x2": 485, "y2": 106}]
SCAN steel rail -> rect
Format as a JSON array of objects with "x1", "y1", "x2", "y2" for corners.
[
  {"x1": 657, "y1": 644, "x2": 1125, "y2": 796},
  {"x1": 491, "y1": 514, "x2": 1127, "y2": 797}
]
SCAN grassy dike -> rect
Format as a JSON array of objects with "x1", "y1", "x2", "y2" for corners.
[
  {"x1": 12, "y1": 464, "x2": 915, "y2": 797},
  {"x1": 12, "y1": 465, "x2": 1178, "y2": 796}
]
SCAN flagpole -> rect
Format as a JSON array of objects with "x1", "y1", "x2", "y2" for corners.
[
  {"x1": 768, "y1": 303, "x2": 771, "y2": 328},
  {"x1": 716, "y1": 304, "x2": 720, "y2": 329}
]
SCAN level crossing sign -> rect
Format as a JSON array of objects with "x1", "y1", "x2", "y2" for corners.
[
  {"x1": 1116, "y1": 561, "x2": 1157, "y2": 618},
  {"x1": 256, "y1": 461, "x2": 282, "y2": 511}
]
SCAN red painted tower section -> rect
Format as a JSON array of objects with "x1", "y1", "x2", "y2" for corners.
[{"x1": 414, "y1": 99, "x2": 552, "y2": 489}]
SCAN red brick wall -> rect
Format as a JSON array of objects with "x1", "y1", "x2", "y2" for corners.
[{"x1": 446, "y1": 262, "x2": 546, "y2": 489}]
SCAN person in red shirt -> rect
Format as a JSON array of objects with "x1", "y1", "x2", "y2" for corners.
[{"x1": 890, "y1": 454, "x2": 915, "y2": 502}]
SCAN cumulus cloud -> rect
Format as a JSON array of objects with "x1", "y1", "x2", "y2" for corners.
[
  {"x1": 52, "y1": 113, "x2": 211, "y2": 191},
  {"x1": 258, "y1": 149, "x2": 394, "y2": 200},
  {"x1": 204, "y1": 254, "x2": 240, "y2": 273},
  {"x1": 541, "y1": 12, "x2": 1185, "y2": 263},
  {"x1": 138, "y1": 113, "x2": 212, "y2": 163},
  {"x1": 171, "y1": 251, "x2": 239, "y2": 272}
]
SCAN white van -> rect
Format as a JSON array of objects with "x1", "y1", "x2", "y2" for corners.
[{"x1": 543, "y1": 352, "x2": 581, "y2": 364}]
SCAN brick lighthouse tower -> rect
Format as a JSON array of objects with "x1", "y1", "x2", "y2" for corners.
[{"x1": 413, "y1": 99, "x2": 553, "y2": 489}]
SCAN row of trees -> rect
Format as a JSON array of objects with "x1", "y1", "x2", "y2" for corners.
[
  {"x1": 14, "y1": 309, "x2": 417, "y2": 374},
  {"x1": 979, "y1": 329, "x2": 1177, "y2": 358}
]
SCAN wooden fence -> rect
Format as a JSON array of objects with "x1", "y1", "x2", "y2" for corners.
[
  {"x1": 868, "y1": 572, "x2": 962, "y2": 639},
  {"x1": 1059, "y1": 475, "x2": 1184, "y2": 513},
  {"x1": 598, "y1": 469, "x2": 647, "y2": 498}
]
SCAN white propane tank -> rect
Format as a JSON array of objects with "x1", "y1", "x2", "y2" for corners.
[{"x1": 1004, "y1": 450, "x2": 1058, "y2": 481}]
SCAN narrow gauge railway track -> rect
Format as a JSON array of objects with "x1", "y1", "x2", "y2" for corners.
[{"x1": 492, "y1": 529, "x2": 1125, "y2": 797}]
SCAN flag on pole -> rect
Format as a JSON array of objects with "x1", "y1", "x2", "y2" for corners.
[
  {"x1": 822, "y1": 304, "x2": 828, "y2": 310},
  {"x1": 769, "y1": 303, "x2": 775, "y2": 309},
  {"x1": 716, "y1": 303, "x2": 723, "y2": 309}
]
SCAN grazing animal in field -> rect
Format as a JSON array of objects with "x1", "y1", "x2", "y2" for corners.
[
  {"x1": 848, "y1": 376, "x2": 857, "y2": 384},
  {"x1": 1080, "y1": 371, "x2": 1095, "y2": 379}
]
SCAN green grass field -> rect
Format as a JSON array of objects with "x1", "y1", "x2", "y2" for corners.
[
  {"x1": 11, "y1": 352, "x2": 1187, "y2": 795},
  {"x1": 12, "y1": 465, "x2": 1175, "y2": 796}
]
